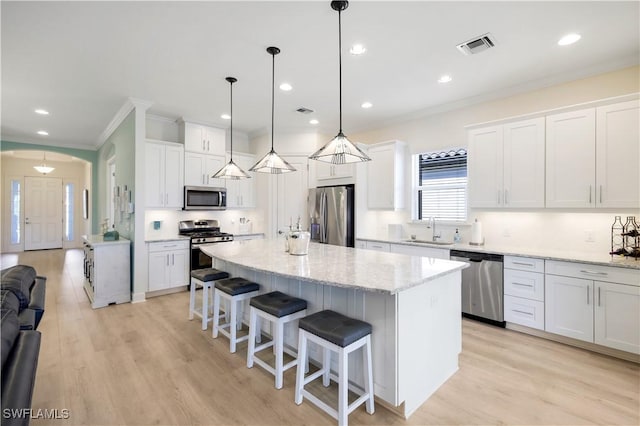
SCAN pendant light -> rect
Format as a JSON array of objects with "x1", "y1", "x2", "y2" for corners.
[
  {"x1": 249, "y1": 46, "x2": 296, "y2": 174},
  {"x1": 309, "y1": 1, "x2": 370, "y2": 164},
  {"x1": 33, "y1": 151, "x2": 55, "y2": 175},
  {"x1": 212, "y1": 77, "x2": 251, "y2": 180}
]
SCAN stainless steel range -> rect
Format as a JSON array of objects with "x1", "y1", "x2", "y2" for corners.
[{"x1": 179, "y1": 219, "x2": 233, "y2": 270}]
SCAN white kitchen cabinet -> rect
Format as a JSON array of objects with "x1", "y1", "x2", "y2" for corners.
[
  {"x1": 147, "y1": 240, "x2": 189, "y2": 292},
  {"x1": 226, "y1": 152, "x2": 256, "y2": 208},
  {"x1": 389, "y1": 243, "x2": 450, "y2": 260},
  {"x1": 180, "y1": 122, "x2": 225, "y2": 155},
  {"x1": 545, "y1": 260, "x2": 640, "y2": 354},
  {"x1": 145, "y1": 140, "x2": 184, "y2": 208},
  {"x1": 504, "y1": 256, "x2": 545, "y2": 330},
  {"x1": 82, "y1": 236, "x2": 131, "y2": 309},
  {"x1": 355, "y1": 240, "x2": 367, "y2": 249},
  {"x1": 364, "y1": 241, "x2": 390, "y2": 252},
  {"x1": 366, "y1": 141, "x2": 406, "y2": 210},
  {"x1": 184, "y1": 152, "x2": 227, "y2": 188},
  {"x1": 468, "y1": 118, "x2": 545, "y2": 208},
  {"x1": 595, "y1": 100, "x2": 639, "y2": 208},
  {"x1": 312, "y1": 161, "x2": 354, "y2": 184}
]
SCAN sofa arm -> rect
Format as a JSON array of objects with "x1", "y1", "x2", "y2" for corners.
[
  {"x1": 27, "y1": 277, "x2": 46, "y2": 329},
  {"x1": 1, "y1": 331, "x2": 41, "y2": 426}
]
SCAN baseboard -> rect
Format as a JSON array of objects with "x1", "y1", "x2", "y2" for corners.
[
  {"x1": 145, "y1": 285, "x2": 188, "y2": 299},
  {"x1": 131, "y1": 292, "x2": 146, "y2": 303}
]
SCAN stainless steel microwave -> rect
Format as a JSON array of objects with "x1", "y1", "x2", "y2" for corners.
[{"x1": 183, "y1": 186, "x2": 226, "y2": 210}]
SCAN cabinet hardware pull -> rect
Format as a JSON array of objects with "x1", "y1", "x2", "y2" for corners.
[
  {"x1": 202, "y1": 140, "x2": 205, "y2": 151},
  {"x1": 207, "y1": 141, "x2": 210, "y2": 151},
  {"x1": 599, "y1": 185, "x2": 603, "y2": 204},
  {"x1": 513, "y1": 309, "x2": 533, "y2": 316},
  {"x1": 512, "y1": 282, "x2": 534, "y2": 288},
  {"x1": 512, "y1": 261, "x2": 535, "y2": 267},
  {"x1": 598, "y1": 287, "x2": 601, "y2": 306},
  {"x1": 586, "y1": 286, "x2": 590, "y2": 305},
  {"x1": 589, "y1": 185, "x2": 592, "y2": 203},
  {"x1": 172, "y1": 254, "x2": 175, "y2": 265},
  {"x1": 164, "y1": 244, "x2": 177, "y2": 248},
  {"x1": 579, "y1": 269, "x2": 607, "y2": 276},
  {"x1": 166, "y1": 254, "x2": 169, "y2": 266}
]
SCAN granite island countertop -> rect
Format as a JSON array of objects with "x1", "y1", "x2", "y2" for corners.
[{"x1": 200, "y1": 239, "x2": 467, "y2": 295}]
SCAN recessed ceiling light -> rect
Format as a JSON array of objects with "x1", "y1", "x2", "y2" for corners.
[
  {"x1": 279, "y1": 83, "x2": 293, "y2": 91},
  {"x1": 361, "y1": 102, "x2": 373, "y2": 109},
  {"x1": 35, "y1": 109, "x2": 49, "y2": 115},
  {"x1": 221, "y1": 114, "x2": 231, "y2": 120},
  {"x1": 350, "y1": 44, "x2": 366, "y2": 55},
  {"x1": 37, "y1": 130, "x2": 49, "y2": 136},
  {"x1": 309, "y1": 119, "x2": 319, "y2": 125},
  {"x1": 558, "y1": 33, "x2": 581, "y2": 46},
  {"x1": 438, "y1": 75, "x2": 452, "y2": 83}
]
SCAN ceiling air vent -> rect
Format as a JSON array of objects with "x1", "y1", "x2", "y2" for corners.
[
  {"x1": 456, "y1": 33, "x2": 496, "y2": 56},
  {"x1": 296, "y1": 107, "x2": 314, "y2": 114}
]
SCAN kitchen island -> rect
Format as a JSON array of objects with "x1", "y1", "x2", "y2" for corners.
[{"x1": 200, "y1": 239, "x2": 467, "y2": 418}]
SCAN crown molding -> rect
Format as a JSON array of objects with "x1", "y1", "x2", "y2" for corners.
[{"x1": 96, "y1": 97, "x2": 153, "y2": 149}]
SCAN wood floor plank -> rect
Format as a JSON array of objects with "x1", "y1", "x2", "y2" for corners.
[{"x1": 2, "y1": 248, "x2": 638, "y2": 425}]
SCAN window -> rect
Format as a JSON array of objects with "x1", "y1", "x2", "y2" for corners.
[
  {"x1": 10, "y1": 180, "x2": 21, "y2": 244},
  {"x1": 416, "y1": 148, "x2": 467, "y2": 222},
  {"x1": 65, "y1": 182, "x2": 74, "y2": 241}
]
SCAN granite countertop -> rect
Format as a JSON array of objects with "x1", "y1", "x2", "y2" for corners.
[
  {"x1": 83, "y1": 234, "x2": 130, "y2": 245},
  {"x1": 200, "y1": 239, "x2": 467, "y2": 295},
  {"x1": 145, "y1": 235, "x2": 191, "y2": 243},
  {"x1": 357, "y1": 236, "x2": 640, "y2": 270}
]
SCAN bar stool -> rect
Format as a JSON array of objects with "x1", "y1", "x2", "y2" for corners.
[
  {"x1": 295, "y1": 310, "x2": 374, "y2": 426},
  {"x1": 247, "y1": 291, "x2": 307, "y2": 389},
  {"x1": 188, "y1": 268, "x2": 230, "y2": 330},
  {"x1": 212, "y1": 277, "x2": 260, "y2": 353}
]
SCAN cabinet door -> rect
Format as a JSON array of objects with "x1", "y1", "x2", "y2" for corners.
[
  {"x1": 468, "y1": 126, "x2": 503, "y2": 208},
  {"x1": 168, "y1": 250, "x2": 189, "y2": 288},
  {"x1": 226, "y1": 153, "x2": 255, "y2": 208},
  {"x1": 596, "y1": 100, "x2": 640, "y2": 208},
  {"x1": 164, "y1": 145, "x2": 184, "y2": 208},
  {"x1": 204, "y1": 155, "x2": 226, "y2": 188},
  {"x1": 184, "y1": 123, "x2": 205, "y2": 153},
  {"x1": 145, "y1": 143, "x2": 165, "y2": 207},
  {"x1": 503, "y1": 118, "x2": 545, "y2": 208},
  {"x1": 148, "y1": 251, "x2": 169, "y2": 291},
  {"x1": 203, "y1": 126, "x2": 226, "y2": 155},
  {"x1": 367, "y1": 144, "x2": 396, "y2": 209},
  {"x1": 594, "y1": 281, "x2": 640, "y2": 354},
  {"x1": 546, "y1": 108, "x2": 596, "y2": 208},
  {"x1": 185, "y1": 152, "x2": 206, "y2": 186},
  {"x1": 545, "y1": 274, "x2": 593, "y2": 342}
]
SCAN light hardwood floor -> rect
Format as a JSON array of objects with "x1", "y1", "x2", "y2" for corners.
[{"x1": 2, "y1": 248, "x2": 639, "y2": 425}]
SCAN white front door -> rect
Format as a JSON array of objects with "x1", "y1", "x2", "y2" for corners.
[{"x1": 24, "y1": 176, "x2": 63, "y2": 250}]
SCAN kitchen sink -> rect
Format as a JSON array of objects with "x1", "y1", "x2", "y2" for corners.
[{"x1": 403, "y1": 239, "x2": 454, "y2": 246}]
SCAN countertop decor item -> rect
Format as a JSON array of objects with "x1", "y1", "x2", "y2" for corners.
[
  {"x1": 249, "y1": 47, "x2": 296, "y2": 174},
  {"x1": 610, "y1": 215, "x2": 625, "y2": 255},
  {"x1": 470, "y1": 218, "x2": 484, "y2": 246},
  {"x1": 308, "y1": 1, "x2": 371, "y2": 165},
  {"x1": 212, "y1": 77, "x2": 251, "y2": 179}
]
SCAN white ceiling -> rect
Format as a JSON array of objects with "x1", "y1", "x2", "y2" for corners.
[{"x1": 2, "y1": 1, "x2": 639, "y2": 151}]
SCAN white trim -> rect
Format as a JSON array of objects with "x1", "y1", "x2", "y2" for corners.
[
  {"x1": 131, "y1": 292, "x2": 146, "y2": 303},
  {"x1": 96, "y1": 97, "x2": 153, "y2": 149}
]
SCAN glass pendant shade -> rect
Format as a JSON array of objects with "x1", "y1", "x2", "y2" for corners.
[
  {"x1": 309, "y1": 131, "x2": 370, "y2": 164},
  {"x1": 212, "y1": 76, "x2": 251, "y2": 180},
  {"x1": 310, "y1": 1, "x2": 371, "y2": 165},
  {"x1": 250, "y1": 46, "x2": 296, "y2": 174},
  {"x1": 33, "y1": 152, "x2": 55, "y2": 174}
]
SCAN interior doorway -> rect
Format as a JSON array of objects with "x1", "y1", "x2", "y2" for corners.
[{"x1": 24, "y1": 176, "x2": 63, "y2": 250}]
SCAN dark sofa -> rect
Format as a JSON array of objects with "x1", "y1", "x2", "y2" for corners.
[{"x1": 1, "y1": 265, "x2": 46, "y2": 426}]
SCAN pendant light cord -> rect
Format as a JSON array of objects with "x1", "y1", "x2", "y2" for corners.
[
  {"x1": 338, "y1": 8, "x2": 343, "y2": 133},
  {"x1": 230, "y1": 80, "x2": 234, "y2": 161},
  {"x1": 271, "y1": 52, "x2": 275, "y2": 151}
]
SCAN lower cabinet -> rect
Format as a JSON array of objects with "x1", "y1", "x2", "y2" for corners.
[
  {"x1": 148, "y1": 240, "x2": 189, "y2": 292},
  {"x1": 390, "y1": 243, "x2": 449, "y2": 260},
  {"x1": 504, "y1": 256, "x2": 545, "y2": 330},
  {"x1": 545, "y1": 260, "x2": 640, "y2": 354}
]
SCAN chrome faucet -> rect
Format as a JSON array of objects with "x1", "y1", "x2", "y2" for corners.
[{"x1": 428, "y1": 217, "x2": 441, "y2": 241}]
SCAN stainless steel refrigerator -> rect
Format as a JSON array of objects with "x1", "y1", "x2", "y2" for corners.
[{"x1": 308, "y1": 184, "x2": 355, "y2": 247}]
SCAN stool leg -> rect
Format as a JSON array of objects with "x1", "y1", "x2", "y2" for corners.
[
  {"x1": 230, "y1": 298, "x2": 237, "y2": 353},
  {"x1": 237, "y1": 301, "x2": 244, "y2": 331},
  {"x1": 275, "y1": 319, "x2": 284, "y2": 389},
  {"x1": 247, "y1": 308, "x2": 257, "y2": 368},
  {"x1": 212, "y1": 290, "x2": 221, "y2": 338},
  {"x1": 322, "y1": 347, "x2": 331, "y2": 387},
  {"x1": 256, "y1": 316, "x2": 262, "y2": 344},
  {"x1": 338, "y1": 349, "x2": 349, "y2": 426},
  {"x1": 188, "y1": 278, "x2": 196, "y2": 320},
  {"x1": 201, "y1": 282, "x2": 209, "y2": 330},
  {"x1": 294, "y1": 331, "x2": 307, "y2": 405},
  {"x1": 364, "y1": 335, "x2": 375, "y2": 414}
]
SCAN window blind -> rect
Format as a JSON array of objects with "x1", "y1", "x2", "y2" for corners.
[{"x1": 417, "y1": 149, "x2": 467, "y2": 221}]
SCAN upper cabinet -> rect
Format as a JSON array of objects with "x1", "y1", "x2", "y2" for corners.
[
  {"x1": 546, "y1": 100, "x2": 639, "y2": 208},
  {"x1": 226, "y1": 152, "x2": 256, "y2": 209},
  {"x1": 145, "y1": 140, "x2": 184, "y2": 209},
  {"x1": 184, "y1": 152, "x2": 226, "y2": 188},
  {"x1": 468, "y1": 117, "x2": 545, "y2": 208},
  {"x1": 367, "y1": 141, "x2": 406, "y2": 210},
  {"x1": 309, "y1": 161, "x2": 355, "y2": 188},
  {"x1": 179, "y1": 121, "x2": 225, "y2": 155}
]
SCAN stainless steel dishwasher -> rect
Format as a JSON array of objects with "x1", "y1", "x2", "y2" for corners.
[{"x1": 450, "y1": 249, "x2": 505, "y2": 327}]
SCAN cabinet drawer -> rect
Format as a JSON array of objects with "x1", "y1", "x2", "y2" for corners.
[
  {"x1": 546, "y1": 260, "x2": 638, "y2": 286},
  {"x1": 365, "y1": 241, "x2": 390, "y2": 252},
  {"x1": 148, "y1": 240, "x2": 189, "y2": 252},
  {"x1": 504, "y1": 269, "x2": 544, "y2": 301},
  {"x1": 504, "y1": 256, "x2": 544, "y2": 273},
  {"x1": 505, "y1": 295, "x2": 544, "y2": 330}
]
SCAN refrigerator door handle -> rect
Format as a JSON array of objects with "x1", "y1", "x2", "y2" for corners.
[{"x1": 320, "y1": 191, "x2": 328, "y2": 243}]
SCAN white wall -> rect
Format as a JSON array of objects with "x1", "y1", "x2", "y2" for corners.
[{"x1": 351, "y1": 65, "x2": 640, "y2": 256}]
